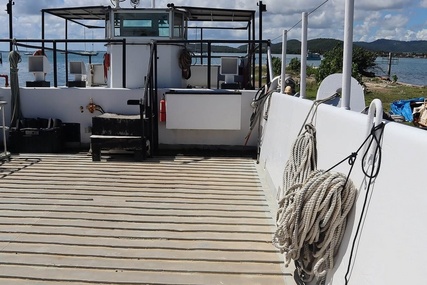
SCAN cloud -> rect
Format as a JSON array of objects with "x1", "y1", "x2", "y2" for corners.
[
  {"x1": 416, "y1": 29, "x2": 427, "y2": 40},
  {"x1": 381, "y1": 13, "x2": 409, "y2": 29},
  {"x1": 356, "y1": 0, "x2": 412, "y2": 10},
  {"x1": 1, "y1": 0, "x2": 427, "y2": 52}
]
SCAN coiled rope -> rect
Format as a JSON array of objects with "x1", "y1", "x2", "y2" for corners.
[
  {"x1": 179, "y1": 48, "x2": 193, "y2": 80},
  {"x1": 273, "y1": 92, "x2": 359, "y2": 284},
  {"x1": 278, "y1": 92, "x2": 340, "y2": 201},
  {"x1": 274, "y1": 170, "x2": 357, "y2": 284}
]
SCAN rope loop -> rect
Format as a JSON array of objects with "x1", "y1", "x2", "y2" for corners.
[{"x1": 348, "y1": 152, "x2": 357, "y2": 166}]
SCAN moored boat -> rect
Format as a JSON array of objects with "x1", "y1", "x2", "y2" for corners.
[{"x1": 307, "y1": 50, "x2": 321, "y2": 60}]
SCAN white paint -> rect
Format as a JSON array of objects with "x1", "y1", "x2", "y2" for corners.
[
  {"x1": 342, "y1": 0, "x2": 355, "y2": 109},
  {"x1": 0, "y1": 87, "x2": 257, "y2": 147},
  {"x1": 158, "y1": 90, "x2": 257, "y2": 146},
  {"x1": 87, "y1": 64, "x2": 106, "y2": 86},
  {"x1": 186, "y1": 65, "x2": 220, "y2": 88},
  {"x1": 281, "y1": 30, "x2": 287, "y2": 94},
  {"x1": 108, "y1": 44, "x2": 184, "y2": 89},
  {"x1": 267, "y1": 46, "x2": 273, "y2": 82},
  {"x1": 165, "y1": 93, "x2": 241, "y2": 130},
  {"x1": 259, "y1": 92, "x2": 427, "y2": 285},
  {"x1": 316, "y1": 73, "x2": 365, "y2": 112},
  {"x1": 300, "y1": 12, "x2": 308, "y2": 99}
]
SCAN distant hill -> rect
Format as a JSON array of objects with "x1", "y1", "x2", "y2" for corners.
[
  {"x1": 354, "y1": 39, "x2": 427, "y2": 54},
  {"x1": 3, "y1": 38, "x2": 425, "y2": 56},
  {"x1": 269, "y1": 38, "x2": 342, "y2": 54},
  {"x1": 230, "y1": 38, "x2": 427, "y2": 56}
]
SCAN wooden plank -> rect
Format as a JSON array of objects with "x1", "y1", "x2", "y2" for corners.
[{"x1": 0, "y1": 153, "x2": 291, "y2": 284}]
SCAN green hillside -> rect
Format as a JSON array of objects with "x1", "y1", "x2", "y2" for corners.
[{"x1": 211, "y1": 38, "x2": 427, "y2": 56}]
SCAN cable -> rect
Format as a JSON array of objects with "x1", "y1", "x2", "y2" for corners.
[
  {"x1": 270, "y1": 0, "x2": 331, "y2": 43},
  {"x1": 344, "y1": 123, "x2": 384, "y2": 285},
  {"x1": 308, "y1": 0, "x2": 330, "y2": 16}
]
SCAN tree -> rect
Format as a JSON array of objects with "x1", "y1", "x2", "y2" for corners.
[
  {"x1": 271, "y1": 57, "x2": 282, "y2": 76},
  {"x1": 288, "y1": 57, "x2": 301, "y2": 72},
  {"x1": 315, "y1": 43, "x2": 377, "y2": 83}
]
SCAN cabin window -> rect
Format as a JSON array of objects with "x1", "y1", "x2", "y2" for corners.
[
  {"x1": 173, "y1": 13, "x2": 184, "y2": 39},
  {"x1": 114, "y1": 12, "x2": 170, "y2": 37}
]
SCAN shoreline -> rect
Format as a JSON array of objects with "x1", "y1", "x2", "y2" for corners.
[{"x1": 365, "y1": 76, "x2": 426, "y2": 89}]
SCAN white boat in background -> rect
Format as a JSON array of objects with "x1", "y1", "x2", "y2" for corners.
[
  {"x1": 0, "y1": 0, "x2": 427, "y2": 284},
  {"x1": 307, "y1": 50, "x2": 321, "y2": 60},
  {"x1": 79, "y1": 50, "x2": 99, "y2": 56}
]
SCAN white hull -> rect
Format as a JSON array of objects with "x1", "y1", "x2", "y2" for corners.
[{"x1": 259, "y1": 92, "x2": 427, "y2": 284}]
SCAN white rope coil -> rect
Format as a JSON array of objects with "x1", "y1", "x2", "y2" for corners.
[
  {"x1": 274, "y1": 93, "x2": 356, "y2": 284},
  {"x1": 273, "y1": 170, "x2": 357, "y2": 283},
  {"x1": 279, "y1": 123, "x2": 317, "y2": 201}
]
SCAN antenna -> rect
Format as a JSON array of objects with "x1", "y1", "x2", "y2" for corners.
[{"x1": 130, "y1": 0, "x2": 140, "y2": 8}]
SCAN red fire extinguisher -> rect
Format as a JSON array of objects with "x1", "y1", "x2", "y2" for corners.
[{"x1": 159, "y1": 97, "x2": 166, "y2": 122}]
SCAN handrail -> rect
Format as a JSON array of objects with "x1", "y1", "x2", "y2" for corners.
[
  {"x1": 154, "y1": 38, "x2": 271, "y2": 89},
  {"x1": 363, "y1": 98, "x2": 383, "y2": 167},
  {"x1": 0, "y1": 38, "x2": 126, "y2": 88},
  {"x1": 2, "y1": 38, "x2": 271, "y2": 89},
  {"x1": 139, "y1": 41, "x2": 158, "y2": 158}
]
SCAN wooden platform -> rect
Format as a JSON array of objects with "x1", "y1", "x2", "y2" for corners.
[{"x1": 0, "y1": 153, "x2": 292, "y2": 284}]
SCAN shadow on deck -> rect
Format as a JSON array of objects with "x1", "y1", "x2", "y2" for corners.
[{"x1": 0, "y1": 153, "x2": 294, "y2": 284}]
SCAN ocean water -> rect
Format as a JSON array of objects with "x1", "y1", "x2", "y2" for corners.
[
  {"x1": 0, "y1": 51, "x2": 106, "y2": 87},
  {"x1": 374, "y1": 57, "x2": 427, "y2": 86},
  {"x1": 0, "y1": 51, "x2": 425, "y2": 87}
]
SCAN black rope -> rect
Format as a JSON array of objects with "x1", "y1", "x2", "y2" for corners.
[
  {"x1": 320, "y1": 122, "x2": 385, "y2": 284},
  {"x1": 245, "y1": 83, "x2": 274, "y2": 145},
  {"x1": 344, "y1": 123, "x2": 384, "y2": 284}
]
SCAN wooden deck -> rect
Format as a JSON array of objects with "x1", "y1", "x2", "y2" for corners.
[{"x1": 0, "y1": 153, "x2": 292, "y2": 284}]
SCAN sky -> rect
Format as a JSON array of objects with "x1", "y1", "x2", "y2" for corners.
[{"x1": 0, "y1": 0, "x2": 426, "y2": 51}]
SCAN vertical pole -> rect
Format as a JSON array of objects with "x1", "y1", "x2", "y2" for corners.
[
  {"x1": 122, "y1": 39, "x2": 126, "y2": 88},
  {"x1": 200, "y1": 28, "x2": 203, "y2": 65},
  {"x1": 1, "y1": 103, "x2": 7, "y2": 156},
  {"x1": 258, "y1": 1, "x2": 263, "y2": 89},
  {"x1": 300, "y1": 12, "x2": 308, "y2": 99},
  {"x1": 53, "y1": 41, "x2": 57, "y2": 87},
  {"x1": 65, "y1": 20, "x2": 69, "y2": 84},
  {"x1": 252, "y1": 12, "x2": 256, "y2": 88},
  {"x1": 207, "y1": 42, "x2": 211, "y2": 88},
  {"x1": 42, "y1": 11, "x2": 45, "y2": 52},
  {"x1": 267, "y1": 42, "x2": 273, "y2": 82},
  {"x1": 387, "y1": 52, "x2": 392, "y2": 79},
  {"x1": 342, "y1": 0, "x2": 355, "y2": 110},
  {"x1": 153, "y1": 43, "x2": 159, "y2": 156},
  {"x1": 281, "y1": 30, "x2": 287, "y2": 93},
  {"x1": 7, "y1": 0, "x2": 13, "y2": 51}
]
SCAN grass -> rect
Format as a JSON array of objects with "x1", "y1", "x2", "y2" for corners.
[
  {"x1": 257, "y1": 67, "x2": 427, "y2": 113},
  {"x1": 363, "y1": 78, "x2": 427, "y2": 112}
]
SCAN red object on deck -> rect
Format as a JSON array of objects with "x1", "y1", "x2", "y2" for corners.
[
  {"x1": 159, "y1": 98, "x2": 166, "y2": 122},
  {"x1": 0, "y1": 74, "x2": 9, "y2": 87}
]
